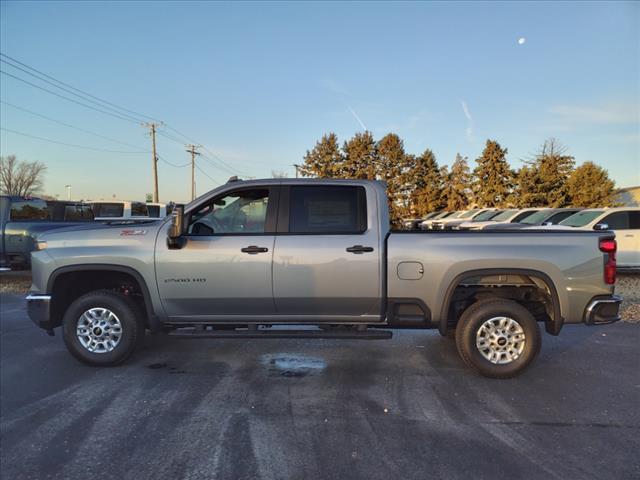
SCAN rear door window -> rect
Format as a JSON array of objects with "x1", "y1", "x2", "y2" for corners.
[
  {"x1": 131, "y1": 202, "x2": 148, "y2": 217},
  {"x1": 92, "y1": 203, "x2": 124, "y2": 218},
  {"x1": 288, "y1": 186, "x2": 367, "y2": 234},
  {"x1": 147, "y1": 205, "x2": 160, "y2": 217},
  {"x1": 65, "y1": 205, "x2": 94, "y2": 221},
  {"x1": 10, "y1": 199, "x2": 49, "y2": 221}
]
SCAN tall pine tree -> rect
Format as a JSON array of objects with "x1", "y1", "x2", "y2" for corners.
[
  {"x1": 524, "y1": 138, "x2": 575, "y2": 207},
  {"x1": 473, "y1": 140, "x2": 513, "y2": 207},
  {"x1": 377, "y1": 133, "x2": 408, "y2": 225},
  {"x1": 300, "y1": 133, "x2": 343, "y2": 177},
  {"x1": 567, "y1": 162, "x2": 617, "y2": 207},
  {"x1": 409, "y1": 149, "x2": 445, "y2": 216},
  {"x1": 442, "y1": 153, "x2": 472, "y2": 211},
  {"x1": 342, "y1": 131, "x2": 378, "y2": 179}
]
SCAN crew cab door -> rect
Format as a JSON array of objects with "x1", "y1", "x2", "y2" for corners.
[
  {"x1": 601, "y1": 210, "x2": 640, "y2": 267},
  {"x1": 272, "y1": 184, "x2": 383, "y2": 321},
  {"x1": 155, "y1": 186, "x2": 278, "y2": 320}
]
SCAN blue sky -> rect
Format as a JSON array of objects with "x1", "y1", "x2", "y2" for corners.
[{"x1": 1, "y1": 1, "x2": 638, "y2": 202}]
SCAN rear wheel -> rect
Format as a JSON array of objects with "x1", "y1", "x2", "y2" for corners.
[
  {"x1": 455, "y1": 298, "x2": 541, "y2": 378},
  {"x1": 62, "y1": 290, "x2": 144, "y2": 366}
]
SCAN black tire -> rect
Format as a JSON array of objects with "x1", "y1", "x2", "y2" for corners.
[
  {"x1": 455, "y1": 298, "x2": 541, "y2": 379},
  {"x1": 62, "y1": 290, "x2": 144, "y2": 366}
]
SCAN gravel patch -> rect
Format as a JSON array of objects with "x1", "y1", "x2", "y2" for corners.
[
  {"x1": 617, "y1": 273, "x2": 640, "y2": 323},
  {"x1": 0, "y1": 272, "x2": 31, "y2": 295}
]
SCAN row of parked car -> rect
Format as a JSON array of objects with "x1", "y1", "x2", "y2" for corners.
[
  {"x1": 0, "y1": 195, "x2": 170, "y2": 269},
  {"x1": 404, "y1": 206, "x2": 640, "y2": 269}
]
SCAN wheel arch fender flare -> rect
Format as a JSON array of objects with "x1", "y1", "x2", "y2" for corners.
[
  {"x1": 47, "y1": 264, "x2": 160, "y2": 332},
  {"x1": 439, "y1": 268, "x2": 563, "y2": 337}
]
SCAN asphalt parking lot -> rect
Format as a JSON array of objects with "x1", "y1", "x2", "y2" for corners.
[{"x1": 1, "y1": 293, "x2": 639, "y2": 480}]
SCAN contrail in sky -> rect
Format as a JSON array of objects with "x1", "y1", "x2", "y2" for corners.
[
  {"x1": 347, "y1": 105, "x2": 368, "y2": 131},
  {"x1": 460, "y1": 99, "x2": 473, "y2": 140}
]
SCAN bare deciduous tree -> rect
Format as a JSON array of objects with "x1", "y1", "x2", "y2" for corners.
[
  {"x1": 0, "y1": 155, "x2": 47, "y2": 196},
  {"x1": 271, "y1": 170, "x2": 288, "y2": 178}
]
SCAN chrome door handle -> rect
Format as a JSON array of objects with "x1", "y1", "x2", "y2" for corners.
[
  {"x1": 346, "y1": 245, "x2": 374, "y2": 254},
  {"x1": 241, "y1": 245, "x2": 269, "y2": 254}
]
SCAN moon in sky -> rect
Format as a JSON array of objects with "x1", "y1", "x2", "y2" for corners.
[{"x1": 518, "y1": 37, "x2": 526, "y2": 45}]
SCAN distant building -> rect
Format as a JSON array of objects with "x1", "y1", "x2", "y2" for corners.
[{"x1": 615, "y1": 186, "x2": 640, "y2": 206}]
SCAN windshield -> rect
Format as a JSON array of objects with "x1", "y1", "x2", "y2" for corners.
[
  {"x1": 457, "y1": 209, "x2": 479, "y2": 219},
  {"x1": 473, "y1": 210, "x2": 501, "y2": 221},
  {"x1": 520, "y1": 210, "x2": 552, "y2": 225},
  {"x1": 486, "y1": 209, "x2": 517, "y2": 222},
  {"x1": 435, "y1": 211, "x2": 454, "y2": 219},
  {"x1": 560, "y1": 210, "x2": 604, "y2": 227}
]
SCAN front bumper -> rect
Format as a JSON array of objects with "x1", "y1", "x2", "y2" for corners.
[
  {"x1": 26, "y1": 294, "x2": 53, "y2": 331},
  {"x1": 584, "y1": 295, "x2": 622, "y2": 325}
]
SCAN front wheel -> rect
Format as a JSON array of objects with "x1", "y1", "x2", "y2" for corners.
[
  {"x1": 62, "y1": 290, "x2": 144, "y2": 366},
  {"x1": 455, "y1": 298, "x2": 541, "y2": 378}
]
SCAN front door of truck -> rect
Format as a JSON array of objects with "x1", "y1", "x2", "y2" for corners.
[
  {"x1": 601, "y1": 210, "x2": 640, "y2": 268},
  {"x1": 272, "y1": 185, "x2": 382, "y2": 322},
  {"x1": 156, "y1": 186, "x2": 278, "y2": 320}
]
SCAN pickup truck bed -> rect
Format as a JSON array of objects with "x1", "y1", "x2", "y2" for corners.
[{"x1": 26, "y1": 179, "x2": 621, "y2": 378}]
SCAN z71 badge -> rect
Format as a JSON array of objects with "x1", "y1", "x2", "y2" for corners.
[{"x1": 120, "y1": 229, "x2": 148, "y2": 236}]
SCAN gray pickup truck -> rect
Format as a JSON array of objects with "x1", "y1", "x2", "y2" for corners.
[{"x1": 26, "y1": 178, "x2": 622, "y2": 378}]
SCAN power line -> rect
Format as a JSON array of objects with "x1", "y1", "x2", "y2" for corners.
[
  {"x1": 157, "y1": 155, "x2": 190, "y2": 168},
  {"x1": 163, "y1": 123, "x2": 249, "y2": 176},
  {"x1": 194, "y1": 162, "x2": 220, "y2": 185},
  {"x1": 0, "y1": 58, "x2": 144, "y2": 123},
  {"x1": 0, "y1": 127, "x2": 148, "y2": 153},
  {"x1": 0, "y1": 100, "x2": 148, "y2": 151},
  {"x1": 1, "y1": 70, "x2": 140, "y2": 124},
  {"x1": 1, "y1": 52, "x2": 249, "y2": 179},
  {"x1": 0, "y1": 53, "x2": 160, "y2": 123},
  {"x1": 156, "y1": 130, "x2": 189, "y2": 145}
]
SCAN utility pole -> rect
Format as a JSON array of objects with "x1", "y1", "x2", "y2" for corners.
[
  {"x1": 143, "y1": 122, "x2": 163, "y2": 202},
  {"x1": 293, "y1": 164, "x2": 301, "y2": 178},
  {"x1": 186, "y1": 144, "x2": 201, "y2": 201},
  {"x1": 64, "y1": 184, "x2": 71, "y2": 200}
]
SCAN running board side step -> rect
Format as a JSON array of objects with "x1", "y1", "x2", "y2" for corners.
[{"x1": 168, "y1": 328, "x2": 392, "y2": 340}]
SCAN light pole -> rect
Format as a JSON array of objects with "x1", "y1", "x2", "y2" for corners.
[{"x1": 64, "y1": 185, "x2": 71, "y2": 200}]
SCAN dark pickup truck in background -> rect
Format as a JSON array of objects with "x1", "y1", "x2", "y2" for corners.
[{"x1": 0, "y1": 196, "x2": 94, "y2": 269}]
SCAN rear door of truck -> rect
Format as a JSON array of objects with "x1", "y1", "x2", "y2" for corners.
[{"x1": 272, "y1": 184, "x2": 383, "y2": 321}]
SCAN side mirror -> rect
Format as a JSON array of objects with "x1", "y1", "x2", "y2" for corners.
[
  {"x1": 167, "y1": 205, "x2": 186, "y2": 248},
  {"x1": 593, "y1": 223, "x2": 609, "y2": 231}
]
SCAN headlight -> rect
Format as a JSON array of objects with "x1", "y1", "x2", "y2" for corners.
[{"x1": 35, "y1": 241, "x2": 48, "y2": 251}]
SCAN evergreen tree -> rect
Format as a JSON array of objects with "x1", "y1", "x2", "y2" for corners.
[
  {"x1": 299, "y1": 133, "x2": 343, "y2": 177},
  {"x1": 409, "y1": 149, "x2": 445, "y2": 216},
  {"x1": 377, "y1": 133, "x2": 408, "y2": 225},
  {"x1": 341, "y1": 131, "x2": 378, "y2": 179},
  {"x1": 512, "y1": 165, "x2": 538, "y2": 207},
  {"x1": 524, "y1": 139, "x2": 575, "y2": 207},
  {"x1": 473, "y1": 140, "x2": 513, "y2": 207},
  {"x1": 441, "y1": 154, "x2": 472, "y2": 211},
  {"x1": 567, "y1": 162, "x2": 617, "y2": 207}
]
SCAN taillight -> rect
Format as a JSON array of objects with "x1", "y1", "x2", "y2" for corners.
[{"x1": 599, "y1": 239, "x2": 617, "y2": 285}]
